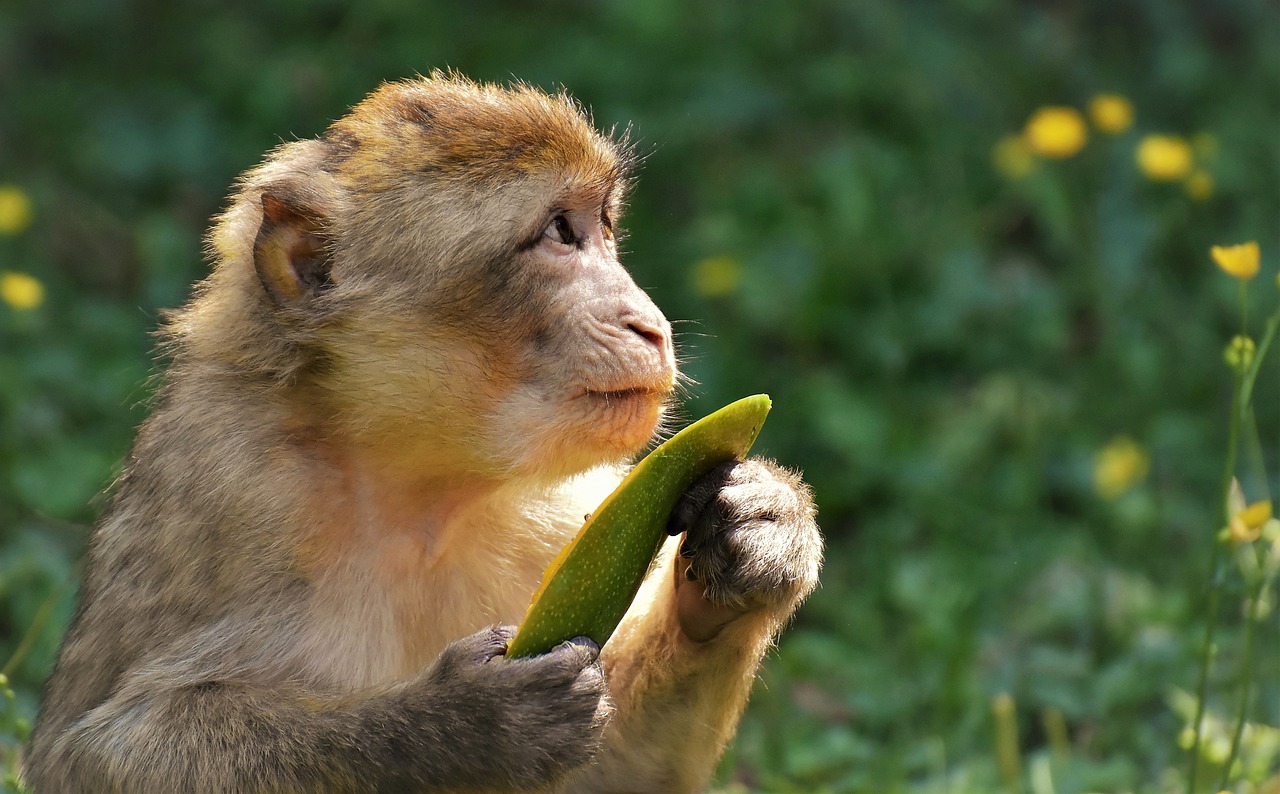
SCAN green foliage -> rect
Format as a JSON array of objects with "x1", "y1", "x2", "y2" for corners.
[
  {"x1": 3, "y1": 0, "x2": 1280, "y2": 790},
  {"x1": 0, "y1": 675, "x2": 30, "y2": 793}
]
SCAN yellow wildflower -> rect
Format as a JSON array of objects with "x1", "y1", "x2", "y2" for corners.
[
  {"x1": 0, "y1": 185, "x2": 33, "y2": 236},
  {"x1": 0, "y1": 270, "x2": 44, "y2": 310},
  {"x1": 1136, "y1": 135, "x2": 1193, "y2": 181},
  {"x1": 1184, "y1": 170, "x2": 1214, "y2": 201},
  {"x1": 992, "y1": 135, "x2": 1035, "y2": 180},
  {"x1": 1093, "y1": 436, "x2": 1149, "y2": 499},
  {"x1": 1024, "y1": 106, "x2": 1088, "y2": 158},
  {"x1": 1240, "y1": 500, "x2": 1271, "y2": 526},
  {"x1": 1088, "y1": 94, "x2": 1134, "y2": 134},
  {"x1": 1227, "y1": 500, "x2": 1271, "y2": 544},
  {"x1": 691, "y1": 255, "x2": 742, "y2": 298},
  {"x1": 1211, "y1": 241, "x2": 1260, "y2": 280}
]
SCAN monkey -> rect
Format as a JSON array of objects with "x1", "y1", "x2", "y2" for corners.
[{"x1": 23, "y1": 73, "x2": 823, "y2": 793}]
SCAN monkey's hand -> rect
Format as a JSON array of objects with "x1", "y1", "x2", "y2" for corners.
[
  {"x1": 411, "y1": 626, "x2": 612, "y2": 790},
  {"x1": 666, "y1": 458, "x2": 823, "y2": 642}
]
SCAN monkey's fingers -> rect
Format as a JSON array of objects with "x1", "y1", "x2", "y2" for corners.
[
  {"x1": 435, "y1": 625, "x2": 518, "y2": 672},
  {"x1": 665, "y1": 461, "x2": 737, "y2": 538},
  {"x1": 544, "y1": 636, "x2": 602, "y2": 669},
  {"x1": 485, "y1": 625, "x2": 519, "y2": 660}
]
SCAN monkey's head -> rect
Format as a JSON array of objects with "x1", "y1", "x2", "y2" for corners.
[{"x1": 187, "y1": 74, "x2": 676, "y2": 481}]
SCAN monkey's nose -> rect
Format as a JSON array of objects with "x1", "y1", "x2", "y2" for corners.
[
  {"x1": 626, "y1": 317, "x2": 669, "y2": 351},
  {"x1": 622, "y1": 309, "x2": 675, "y2": 358}
]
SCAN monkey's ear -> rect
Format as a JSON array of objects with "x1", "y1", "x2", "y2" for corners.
[{"x1": 253, "y1": 192, "x2": 334, "y2": 305}]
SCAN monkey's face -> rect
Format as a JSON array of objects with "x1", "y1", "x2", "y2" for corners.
[
  {"x1": 300, "y1": 174, "x2": 675, "y2": 483},
  {"x1": 235, "y1": 77, "x2": 677, "y2": 482},
  {"x1": 477, "y1": 183, "x2": 677, "y2": 479}
]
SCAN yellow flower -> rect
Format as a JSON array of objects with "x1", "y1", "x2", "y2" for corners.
[
  {"x1": 1211, "y1": 241, "x2": 1260, "y2": 280},
  {"x1": 0, "y1": 270, "x2": 44, "y2": 310},
  {"x1": 1136, "y1": 135, "x2": 1193, "y2": 181},
  {"x1": 1093, "y1": 436, "x2": 1149, "y2": 499},
  {"x1": 1240, "y1": 500, "x2": 1271, "y2": 528},
  {"x1": 992, "y1": 135, "x2": 1035, "y2": 180},
  {"x1": 1088, "y1": 94, "x2": 1134, "y2": 134},
  {"x1": 1024, "y1": 106, "x2": 1088, "y2": 158},
  {"x1": 0, "y1": 185, "x2": 33, "y2": 236},
  {"x1": 1227, "y1": 500, "x2": 1271, "y2": 544},
  {"x1": 691, "y1": 255, "x2": 742, "y2": 298},
  {"x1": 1185, "y1": 170, "x2": 1214, "y2": 201}
]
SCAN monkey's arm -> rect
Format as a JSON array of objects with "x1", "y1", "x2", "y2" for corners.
[
  {"x1": 573, "y1": 459, "x2": 823, "y2": 793},
  {"x1": 572, "y1": 543, "x2": 778, "y2": 793},
  {"x1": 23, "y1": 627, "x2": 608, "y2": 794}
]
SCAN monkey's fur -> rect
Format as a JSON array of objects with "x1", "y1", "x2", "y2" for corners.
[{"x1": 24, "y1": 74, "x2": 823, "y2": 793}]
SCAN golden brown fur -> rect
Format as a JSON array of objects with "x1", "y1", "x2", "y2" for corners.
[{"x1": 24, "y1": 73, "x2": 821, "y2": 793}]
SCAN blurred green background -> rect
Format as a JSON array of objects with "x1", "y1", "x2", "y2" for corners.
[{"x1": 2, "y1": 1, "x2": 1280, "y2": 791}]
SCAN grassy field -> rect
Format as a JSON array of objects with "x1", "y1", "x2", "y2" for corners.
[{"x1": 2, "y1": 1, "x2": 1279, "y2": 790}]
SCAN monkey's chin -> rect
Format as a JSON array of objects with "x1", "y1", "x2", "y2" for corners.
[
  {"x1": 578, "y1": 387, "x2": 667, "y2": 455},
  {"x1": 485, "y1": 384, "x2": 670, "y2": 479}
]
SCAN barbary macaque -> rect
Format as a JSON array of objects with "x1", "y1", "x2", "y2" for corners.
[{"x1": 24, "y1": 73, "x2": 823, "y2": 793}]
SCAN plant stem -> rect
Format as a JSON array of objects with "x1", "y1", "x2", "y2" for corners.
[
  {"x1": 1240, "y1": 279, "x2": 1248, "y2": 332},
  {"x1": 1189, "y1": 304, "x2": 1280, "y2": 792},
  {"x1": 0, "y1": 565, "x2": 78, "y2": 680},
  {"x1": 992, "y1": 692, "x2": 1021, "y2": 793},
  {"x1": 1240, "y1": 310, "x2": 1280, "y2": 407},
  {"x1": 1187, "y1": 378, "x2": 1239, "y2": 793},
  {"x1": 1221, "y1": 577, "x2": 1264, "y2": 787}
]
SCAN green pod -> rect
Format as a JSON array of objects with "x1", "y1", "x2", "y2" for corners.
[{"x1": 506, "y1": 394, "x2": 772, "y2": 658}]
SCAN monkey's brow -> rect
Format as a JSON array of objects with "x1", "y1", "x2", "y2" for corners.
[
  {"x1": 541, "y1": 183, "x2": 615, "y2": 216},
  {"x1": 561, "y1": 179, "x2": 626, "y2": 214}
]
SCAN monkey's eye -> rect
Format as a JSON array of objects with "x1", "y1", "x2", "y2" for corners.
[{"x1": 543, "y1": 214, "x2": 577, "y2": 247}]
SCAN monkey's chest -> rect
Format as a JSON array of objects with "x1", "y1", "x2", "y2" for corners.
[{"x1": 297, "y1": 529, "x2": 559, "y2": 688}]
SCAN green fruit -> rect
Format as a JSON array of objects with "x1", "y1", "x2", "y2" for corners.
[{"x1": 506, "y1": 394, "x2": 771, "y2": 658}]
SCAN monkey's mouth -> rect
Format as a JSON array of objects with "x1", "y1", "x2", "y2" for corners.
[
  {"x1": 579, "y1": 366, "x2": 676, "y2": 404},
  {"x1": 580, "y1": 378, "x2": 677, "y2": 409},
  {"x1": 583, "y1": 387, "x2": 660, "y2": 401}
]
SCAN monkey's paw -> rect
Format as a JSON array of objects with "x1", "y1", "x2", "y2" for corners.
[
  {"x1": 418, "y1": 626, "x2": 612, "y2": 790},
  {"x1": 667, "y1": 459, "x2": 823, "y2": 639}
]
